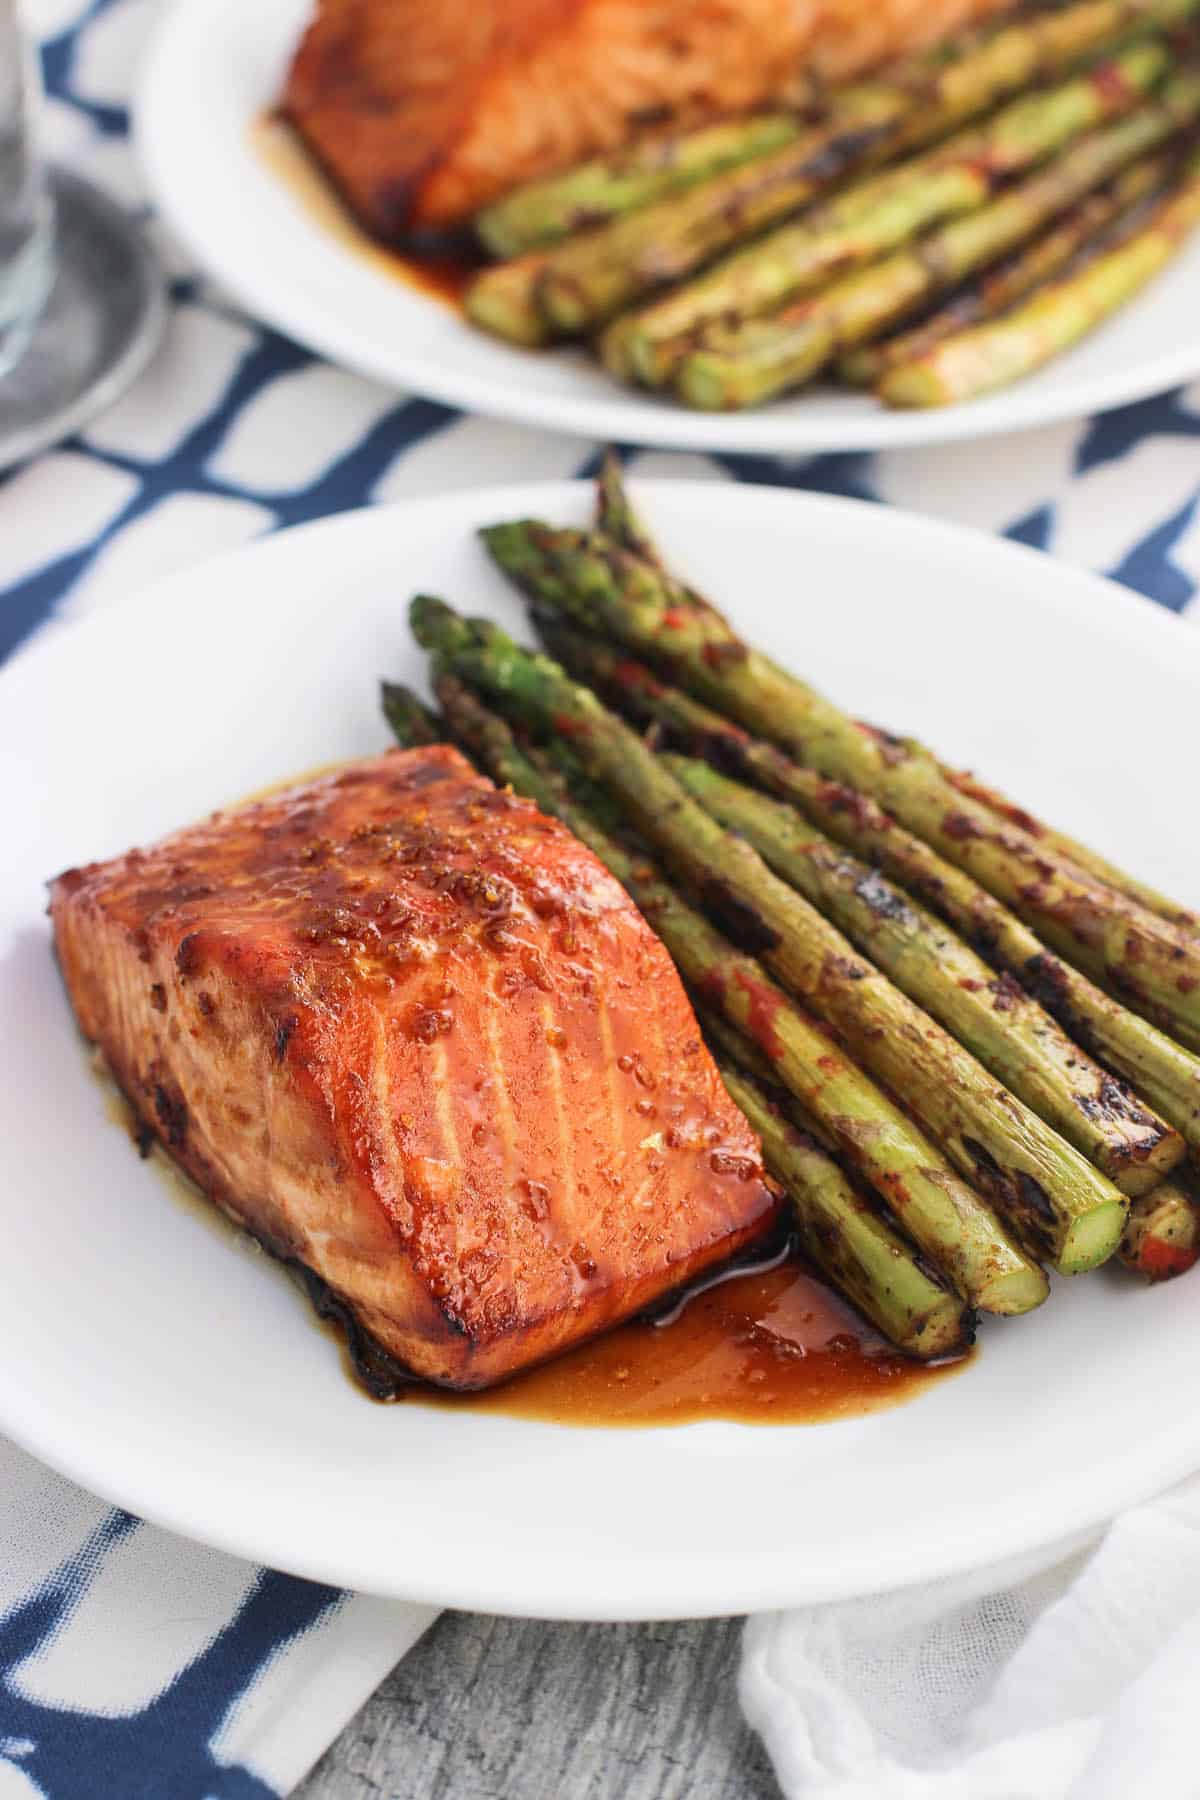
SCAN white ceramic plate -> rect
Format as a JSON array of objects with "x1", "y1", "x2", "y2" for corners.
[
  {"x1": 135, "y1": 0, "x2": 1200, "y2": 457},
  {"x1": 5, "y1": 481, "x2": 1200, "y2": 1620}
]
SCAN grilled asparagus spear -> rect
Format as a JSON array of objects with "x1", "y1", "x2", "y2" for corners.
[
  {"x1": 484, "y1": 519, "x2": 1200, "y2": 1053},
  {"x1": 1119, "y1": 1175, "x2": 1200, "y2": 1278},
  {"x1": 595, "y1": 448, "x2": 662, "y2": 565},
  {"x1": 594, "y1": 448, "x2": 721, "y2": 617},
  {"x1": 532, "y1": 2, "x2": 1196, "y2": 346},
  {"x1": 717, "y1": 1058, "x2": 974, "y2": 1355},
  {"x1": 837, "y1": 149, "x2": 1176, "y2": 386},
  {"x1": 380, "y1": 658, "x2": 1181, "y2": 1309},
  {"x1": 936, "y1": 759, "x2": 1199, "y2": 930},
  {"x1": 882, "y1": 142, "x2": 1200, "y2": 404},
  {"x1": 419, "y1": 597, "x2": 1129, "y2": 1272},
  {"x1": 416, "y1": 654, "x2": 1043, "y2": 1313},
  {"x1": 527, "y1": 612, "x2": 1200, "y2": 1156},
  {"x1": 673, "y1": 88, "x2": 1199, "y2": 410},
  {"x1": 666, "y1": 752, "x2": 1182, "y2": 1193},
  {"x1": 532, "y1": 104, "x2": 904, "y2": 344},
  {"x1": 604, "y1": 38, "x2": 1172, "y2": 384},
  {"x1": 474, "y1": 114, "x2": 809, "y2": 259}
]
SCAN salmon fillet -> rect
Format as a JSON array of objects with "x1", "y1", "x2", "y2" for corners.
[
  {"x1": 50, "y1": 747, "x2": 779, "y2": 1388},
  {"x1": 281, "y1": 0, "x2": 1018, "y2": 238}
]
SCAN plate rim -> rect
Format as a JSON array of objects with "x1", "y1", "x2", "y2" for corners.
[
  {"x1": 7, "y1": 478, "x2": 1200, "y2": 1620},
  {"x1": 133, "y1": 0, "x2": 1200, "y2": 459}
]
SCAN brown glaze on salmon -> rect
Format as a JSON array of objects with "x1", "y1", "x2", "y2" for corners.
[{"x1": 50, "y1": 747, "x2": 779, "y2": 1388}]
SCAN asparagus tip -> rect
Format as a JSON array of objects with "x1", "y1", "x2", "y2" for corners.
[
  {"x1": 479, "y1": 520, "x2": 532, "y2": 548},
  {"x1": 409, "y1": 593, "x2": 464, "y2": 650},
  {"x1": 380, "y1": 680, "x2": 443, "y2": 749},
  {"x1": 480, "y1": 520, "x2": 545, "y2": 578}
]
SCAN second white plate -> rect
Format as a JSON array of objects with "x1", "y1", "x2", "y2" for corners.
[{"x1": 136, "y1": 0, "x2": 1200, "y2": 458}]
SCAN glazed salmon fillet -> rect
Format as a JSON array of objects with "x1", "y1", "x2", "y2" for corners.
[
  {"x1": 50, "y1": 747, "x2": 779, "y2": 1388},
  {"x1": 281, "y1": 0, "x2": 1018, "y2": 238}
]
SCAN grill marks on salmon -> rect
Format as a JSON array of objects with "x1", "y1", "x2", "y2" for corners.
[{"x1": 50, "y1": 747, "x2": 779, "y2": 1388}]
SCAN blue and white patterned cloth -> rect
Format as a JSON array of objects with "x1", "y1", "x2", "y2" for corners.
[{"x1": 3, "y1": 1, "x2": 1200, "y2": 1796}]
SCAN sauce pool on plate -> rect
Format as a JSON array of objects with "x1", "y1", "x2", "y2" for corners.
[
  {"x1": 420, "y1": 1247, "x2": 969, "y2": 1428},
  {"x1": 250, "y1": 115, "x2": 478, "y2": 308}
]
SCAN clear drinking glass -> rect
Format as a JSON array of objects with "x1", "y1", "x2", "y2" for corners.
[{"x1": 0, "y1": 0, "x2": 53, "y2": 377}]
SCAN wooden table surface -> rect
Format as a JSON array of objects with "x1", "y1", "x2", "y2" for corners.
[{"x1": 297, "y1": 1614, "x2": 783, "y2": 1800}]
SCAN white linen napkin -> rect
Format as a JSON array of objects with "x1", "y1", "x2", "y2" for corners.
[{"x1": 742, "y1": 1473, "x2": 1200, "y2": 1799}]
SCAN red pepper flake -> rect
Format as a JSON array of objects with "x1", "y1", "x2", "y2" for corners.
[
  {"x1": 1090, "y1": 60, "x2": 1132, "y2": 109},
  {"x1": 731, "y1": 968, "x2": 784, "y2": 1059},
  {"x1": 1140, "y1": 1237, "x2": 1199, "y2": 1280},
  {"x1": 701, "y1": 640, "x2": 748, "y2": 671},
  {"x1": 880, "y1": 1173, "x2": 910, "y2": 1207},
  {"x1": 615, "y1": 659, "x2": 662, "y2": 693}
]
